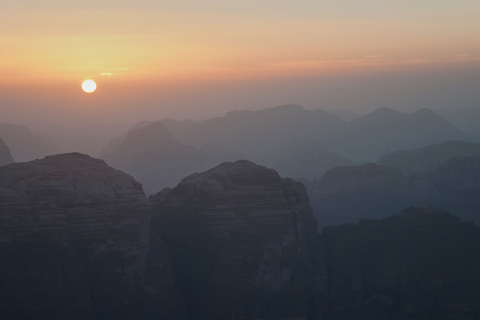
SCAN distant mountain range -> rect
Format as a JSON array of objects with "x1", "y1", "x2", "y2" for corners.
[
  {"x1": 99, "y1": 104, "x2": 478, "y2": 192},
  {"x1": 0, "y1": 138, "x2": 14, "y2": 166},
  {"x1": 0, "y1": 123, "x2": 59, "y2": 162}
]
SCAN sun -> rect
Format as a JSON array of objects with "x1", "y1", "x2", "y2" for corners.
[{"x1": 82, "y1": 80, "x2": 97, "y2": 93}]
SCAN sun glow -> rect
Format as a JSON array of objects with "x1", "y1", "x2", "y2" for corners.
[{"x1": 82, "y1": 80, "x2": 96, "y2": 93}]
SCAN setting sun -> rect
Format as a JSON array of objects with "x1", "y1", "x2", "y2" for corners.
[{"x1": 82, "y1": 80, "x2": 96, "y2": 93}]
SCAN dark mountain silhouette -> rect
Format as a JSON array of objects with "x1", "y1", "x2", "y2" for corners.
[
  {"x1": 321, "y1": 205, "x2": 480, "y2": 319},
  {"x1": 2, "y1": 155, "x2": 480, "y2": 319},
  {"x1": 376, "y1": 140, "x2": 480, "y2": 174},
  {"x1": 0, "y1": 123, "x2": 59, "y2": 162},
  {"x1": 0, "y1": 138, "x2": 14, "y2": 165},
  {"x1": 328, "y1": 108, "x2": 476, "y2": 162},
  {"x1": 150, "y1": 160, "x2": 325, "y2": 320},
  {"x1": 0, "y1": 153, "x2": 187, "y2": 320}
]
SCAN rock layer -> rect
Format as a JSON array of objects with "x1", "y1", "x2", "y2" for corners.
[
  {"x1": 0, "y1": 153, "x2": 186, "y2": 320},
  {"x1": 150, "y1": 160, "x2": 327, "y2": 320}
]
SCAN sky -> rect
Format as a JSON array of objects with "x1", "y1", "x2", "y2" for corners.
[{"x1": 1, "y1": 0, "x2": 480, "y2": 127}]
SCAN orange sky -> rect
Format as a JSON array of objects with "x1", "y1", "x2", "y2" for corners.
[
  {"x1": 2, "y1": 1, "x2": 480, "y2": 84},
  {"x1": 1, "y1": 1, "x2": 480, "y2": 126}
]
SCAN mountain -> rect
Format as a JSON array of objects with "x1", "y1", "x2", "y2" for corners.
[
  {"x1": 310, "y1": 155, "x2": 480, "y2": 229},
  {"x1": 328, "y1": 108, "x2": 477, "y2": 162},
  {"x1": 256, "y1": 139, "x2": 354, "y2": 179},
  {"x1": 376, "y1": 140, "x2": 480, "y2": 174},
  {"x1": 102, "y1": 122, "x2": 244, "y2": 193},
  {"x1": 325, "y1": 108, "x2": 359, "y2": 121},
  {"x1": 437, "y1": 106, "x2": 480, "y2": 138},
  {"x1": 150, "y1": 160, "x2": 326, "y2": 320},
  {"x1": 309, "y1": 163, "x2": 435, "y2": 229},
  {"x1": 0, "y1": 138, "x2": 14, "y2": 165},
  {"x1": 0, "y1": 153, "x2": 186, "y2": 320},
  {"x1": 322, "y1": 205, "x2": 480, "y2": 319},
  {"x1": 178, "y1": 104, "x2": 348, "y2": 157},
  {"x1": 0, "y1": 123, "x2": 59, "y2": 162}
]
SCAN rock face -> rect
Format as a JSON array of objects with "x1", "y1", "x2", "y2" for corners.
[
  {"x1": 150, "y1": 160, "x2": 327, "y2": 320},
  {"x1": 322, "y1": 206, "x2": 480, "y2": 319},
  {"x1": 0, "y1": 137, "x2": 14, "y2": 165},
  {"x1": 376, "y1": 140, "x2": 480, "y2": 175},
  {"x1": 0, "y1": 153, "x2": 186, "y2": 320}
]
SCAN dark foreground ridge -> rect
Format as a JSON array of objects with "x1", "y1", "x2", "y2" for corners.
[
  {"x1": 0, "y1": 153, "x2": 186, "y2": 320},
  {"x1": 150, "y1": 160, "x2": 326, "y2": 320},
  {"x1": 1, "y1": 154, "x2": 480, "y2": 319}
]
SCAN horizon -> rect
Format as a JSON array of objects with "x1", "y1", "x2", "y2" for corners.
[{"x1": 1, "y1": 1, "x2": 480, "y2": 127}]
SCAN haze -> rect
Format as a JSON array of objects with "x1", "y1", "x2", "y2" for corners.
[{"x1": 1, "y1": 0, "x2": 480, "y2": 128}]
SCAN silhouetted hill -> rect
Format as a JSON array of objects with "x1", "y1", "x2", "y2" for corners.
[
  {"x1": 322, "y1": 205, "x2": 480, "y2": 319},
  {"x1": 257, "y1": 139, "x2": 354, "y2": 179},
  {"x1": 0, "y1": 123, "x2": 59, "y2": 162},
  {"x1": 328, "y1": 108, "x2": 476, "y2": 162},
  {"x1": 438, "y1": 106, "x2": 480, "y2": 138},
  {"x1": 376, "y1": 140, "x2": 480, "y2": 174},
  {"x1": 0, "y1": 138, "x2": 14, "y2": 165},
  {"x1": 178, "y1": 104, "x2": 347, "y2": 157},
  {"x1": 310, "y1": 155, "x2": 480, "y2": 229},
  {"x1": 102, "y1": 122, "x2": 243, "y2": 193}
]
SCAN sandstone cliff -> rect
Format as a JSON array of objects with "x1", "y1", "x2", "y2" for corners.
[
  {"x1": 150, "y1": 160, "x2": 327, "y2": 320},
  {"x1": 0, "y1": 153, "x2": 186, "y2": 320}
]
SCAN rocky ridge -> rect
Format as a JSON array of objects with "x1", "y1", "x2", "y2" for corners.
[{"x1": 0, "y1": 153, "x2": 186, "y2": 320}]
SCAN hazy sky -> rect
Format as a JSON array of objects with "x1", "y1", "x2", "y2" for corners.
[{"x1": 1, "y1": 0, "x2": 480, "y2": 126}]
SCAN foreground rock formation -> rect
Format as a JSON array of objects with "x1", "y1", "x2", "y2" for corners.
[
  {"x1": 0, "y1": 153, "x2": 186, "y2": 320},
  {"x1": 0, "y1": 137, "x2": 14, "y2": 166},
  {"x1": 150, "y1": 160, "x2": 327, "y2": 320},
  {"x1": 322, "y1": 206, "x2": 480, "y2": 319}
]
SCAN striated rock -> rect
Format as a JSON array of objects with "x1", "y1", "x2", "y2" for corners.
[
  {"x1": 150, "y1": 160, "x2": 327, "y2": 320},
  {"x1": 0, "y1": 153, "x2": 186, "y2": 320},
  {"x1": 322, "y1": 206, "x2": 480, "y2": 319},
  {"x1": 376, "y1": 140, "x2": 480, "y2": 175},
  {"x1": 0, "y1": 137, "x2": 14, "y2": 165}
]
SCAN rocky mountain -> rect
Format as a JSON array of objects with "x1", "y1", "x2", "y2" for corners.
[
  {"x1": 178, "y1": 104, "x2": 348, "y2": 157},
  {"x1": 309, "y1": 163, "x2": 437, "y2": 229},
  {"x1": 102, "y1": 121, "x2": 244, "y2": 193},
  {"x1": 150, "y1": 160, "x2": 327, "y2": 320},
  {"x1": 310, "y1": 155, "x2": 480, "y2": 230},
  {"x1": 322, "y1": 205, "x2": 480, "y2": 319},
  {"x1": 376, "y1": 140, "x2": 480, "y2": 175},
  {"x1": 0, "y1": 138, "x2": 14, "y2": 166},
  {"x1": 0, "y1": 123, "x2": 59, "y2": 162},
  {"x1": 328, "y1": 108, "x2": 477, "y2": 162},
  {"x1": 0, "y1": 153, "x2": 186, "y2": 320},
  {"x1": 257, "y1": 139, "x2": 354, "y2": 179}
]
